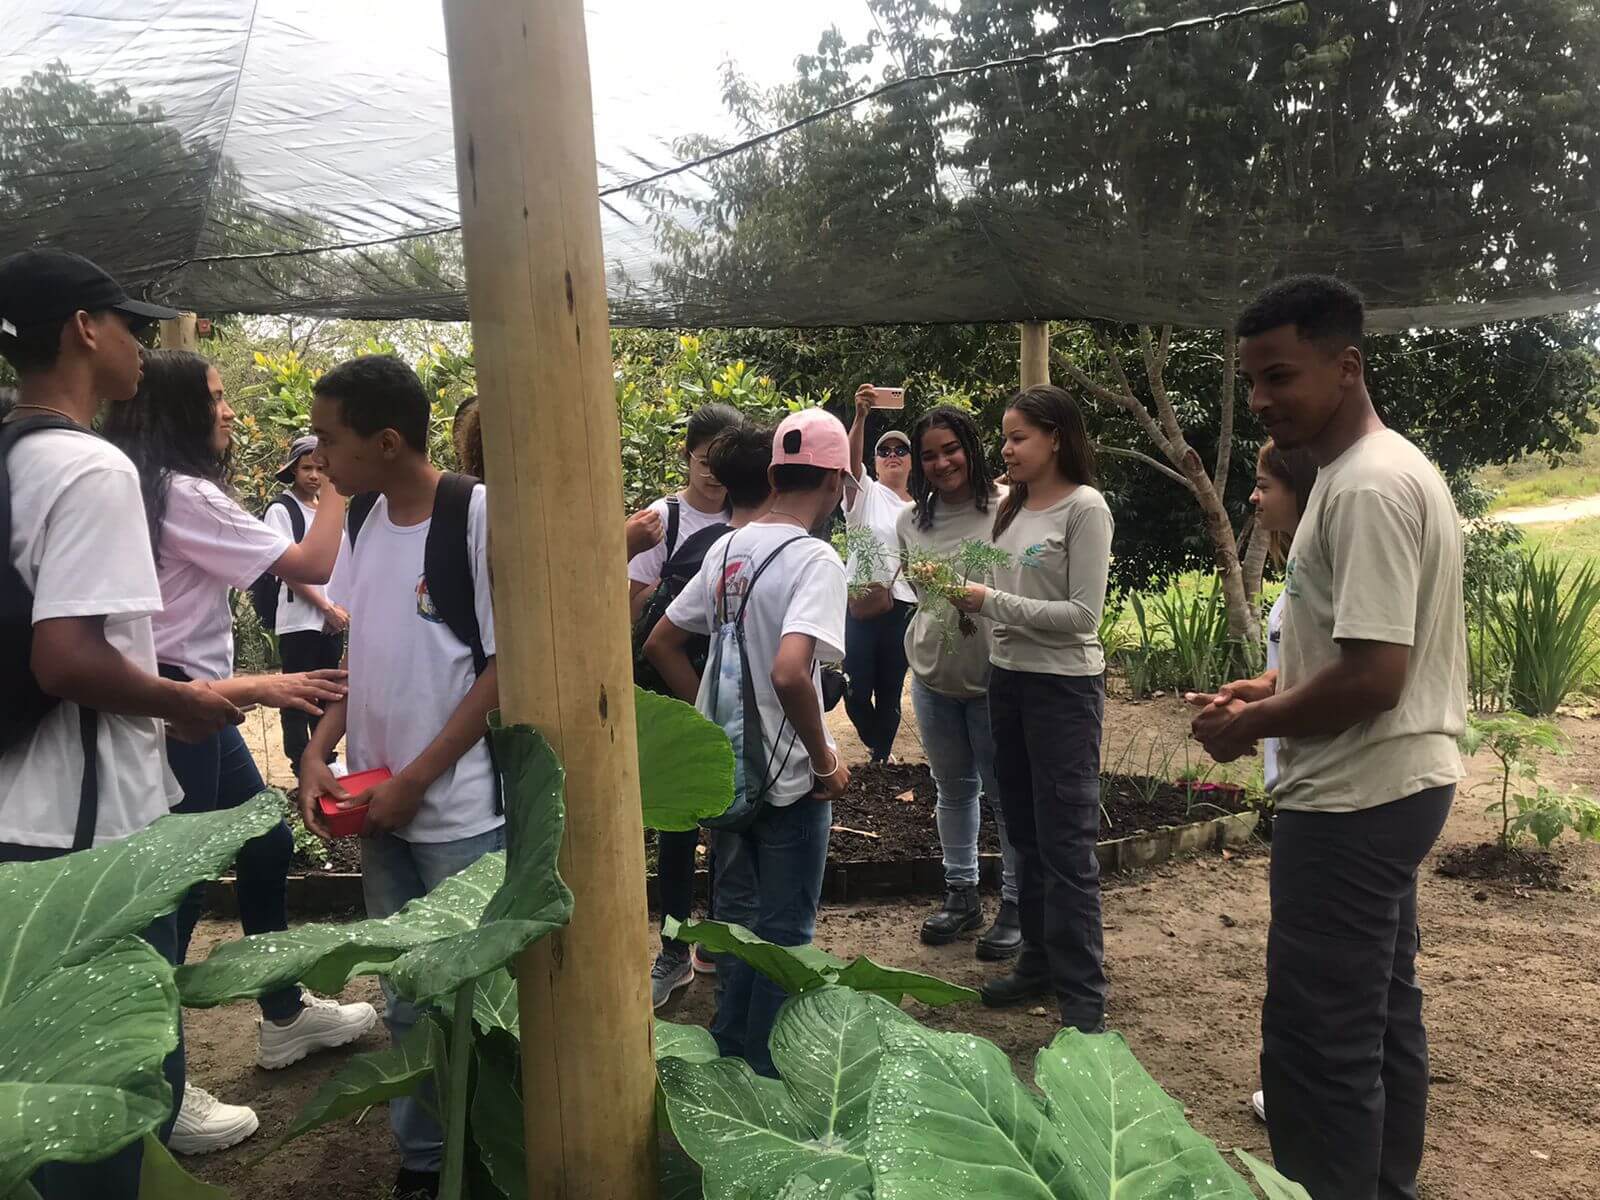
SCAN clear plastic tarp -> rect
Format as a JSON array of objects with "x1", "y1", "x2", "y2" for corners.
[{"x1": 1, "y1": 0, "x2": 1596, "y2": 330}]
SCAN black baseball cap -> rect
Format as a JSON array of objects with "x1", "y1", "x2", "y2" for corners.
[{"x1": 0, "y1": 248, "x2": 180, "y2": 339}]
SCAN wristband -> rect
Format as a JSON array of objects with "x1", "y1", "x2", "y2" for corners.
[{"x1": 814, "y1": 748, "x2": 839, "y2": 777}]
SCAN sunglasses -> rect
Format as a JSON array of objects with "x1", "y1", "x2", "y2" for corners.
[{"x1": 876, "y1": 444, "x2": 910, "y2": 459}]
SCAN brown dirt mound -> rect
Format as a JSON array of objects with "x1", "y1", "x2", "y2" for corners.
[{"x1": 1435, "y1": 841, "x2": 1570, "y2": 890}]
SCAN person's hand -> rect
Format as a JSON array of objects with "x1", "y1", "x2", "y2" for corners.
[
  {"x1": 854, "y1": 384, "x2": 876, "y2": 420},
  {"x1": 255, "y1": 670, "x2": 348, "y2": 715},
  {"x1": 1185, "y1": 676, "x2": 1275, "y2": 710},
  {"x1": 951, "y1": 583, "x2": 987, "y2": 614},
  {"x1": 167, "y1": 681, "x2": 244, "y2": 743},
  {"x1": 1190, "y1": 695, "x2": 1257, "y2": 763},
  {"x1": 322, "y1": 604, "x2": 351, "y2": 634},
  {"x1": 297, "y1": 756, "x2": 344, "y2": 840},
  {"x1": 811, "y1": 753, "x2": 851, "y2": 802},
  {"x1": 360, "y1": 773, "x2": 427, "y2": 837},
  {"x1": 625, "y1": 508, "x2": 665, "y2": 559}
]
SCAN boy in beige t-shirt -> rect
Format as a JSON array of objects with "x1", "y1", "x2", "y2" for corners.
[{"x1": 1190, "y1": 276, "x2": 1465, "y2": 1200}]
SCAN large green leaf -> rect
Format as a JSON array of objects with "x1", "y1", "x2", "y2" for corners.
[
  {"x1": 663, "y1": 918, "x2": 977, "y2": 1007},
  {"x1": 0, "y1": 795, "x2": 279, "y2": 1006},
  {"x1": 181, "y1": 723, "x2": 573, "y2": 1010},
  {"x1": 766, "y1": 989, "x2": 906, "y2": 1143},
  {"x1": 0, "y1": 938, "x2": 178, "y2": 1194},
  {"x1": 1234, "y1": 1150, "x2": 1314, "y2": 1200},
  {"x1": 473, "y1": 969, "x2": 519, "y2": 1035},
  {"x1": 657, "y1": 1056, "x2": 872, "y2": 1200},
  {"x1": 1035, "y1": 1029, "x2": 1256, "y2": 1200},
  {"x1": 655, "y1": 1021, "x2": 720, "y2": 1064},
  {"x1": 471, "y1": 1029, "x2": 525, "y2": 1200},
  {"x1": 276, "y1": 1017, "x2": 446, "y2": 1149},
  {"x1": 866, "y1": 1019, "x2": 1078, "y2": 1200},
  {"x1": 635, "y1": 687, "x2": 735, "y2": 830},
  {"x1": 659, "y1": 1145, "x2": 705, "y2": 1200},
  {"x1": 138, "y1": 1134, "x2": 230, "y2": 1198}
]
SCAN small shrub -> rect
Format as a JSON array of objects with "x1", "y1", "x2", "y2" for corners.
[
  {"x1": 1487, "y1": 549, "x2": 1600, "y2": 716},
  {"x1": 1459, "y1": 713, "x2": 1600, "y2": 852}
]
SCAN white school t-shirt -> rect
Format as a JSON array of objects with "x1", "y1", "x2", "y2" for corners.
[
  {"x1": 627, "y1": 494, "x2": 730, "y2": 586},
  {"x1": 0, "y1": 430, "x2": 181, "y2": 847},
  {"x1": 1263, "y1": 590, "x2": 1285, "y2": 793},
  {"x1": 665, "y1": 522, "x2": 847, "y2": 806},
  {"x1": 327, "y1": 485, "x2": 502, "y2": 843},
  {"x1": 153, "y1": 475, "x2": 290, "y2": 682},
  {"x1": 845, "y1": 469, "x2": 915, "y2": 603},
  {"x1": 262, "y1": 493, "x2": 331, "y2": 637}
]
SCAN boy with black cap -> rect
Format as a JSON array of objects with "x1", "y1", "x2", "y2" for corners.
[
  {"x1": 263, "y1": 433, "x2": 350, "y2": 776},
  {"x1": 0, "y1": 248, "x2": 241, "y2": 1196}
]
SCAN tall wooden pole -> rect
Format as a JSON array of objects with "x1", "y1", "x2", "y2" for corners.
[
  {"x1": 159, "y1": 312, "x2": 198, "y2": 351},
  {"x1": 441, "y1": 2, "x2": 656, "y2": 1198},
  {"x1": 1020, "y1": 320, "x2": 1050, "y2": 389}
]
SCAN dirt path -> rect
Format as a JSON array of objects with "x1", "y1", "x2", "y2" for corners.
[
  {"x1": 1496, "y1": 493, "x2": 1600, "y2": 526},
  {"x1": 204, "y1": 697, "x2": 1600, "y2": 1200}
]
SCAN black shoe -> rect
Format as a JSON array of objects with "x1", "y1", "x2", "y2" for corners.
[
  {"x1": 393, "y1": 1168, "x2": 440, "y2": 1200},
  {"x1": 975, "y1": 899, "x2": 1022, "y2": 961},
  {"x1": 980, "y1": 962, "x2": 1052, "y2": 1009},
  {"x1": 920, "y1": 886, "x2": 983, "y2": 944}
]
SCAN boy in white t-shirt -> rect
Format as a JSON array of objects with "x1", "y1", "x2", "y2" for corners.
[
  {"x1": 646, "y1": 408, "x2": 850, "y2": 1076},
  {"x1": 262, "y1": 434, "x2": 349, "y2": 777},
  {"x1": 0, "y1": 249, "x2": 240, "y2": 1199},
  {"x1": 298, "y1": 355, "x2": 500, "y2": 1198}
]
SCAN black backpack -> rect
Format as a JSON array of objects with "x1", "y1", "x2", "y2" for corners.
[
  {"x1": 347, "y1": 472, "x2": 500, "y2": 808},
  {"x1": 632, "y1": 510, "x2": 732, "y2": 695},
  {"x1": 246, "y1": 493, "x2": 307, "y2": 631},
  {"x1": 0, "y1": 413, "x2": 103, "y2": 849}
]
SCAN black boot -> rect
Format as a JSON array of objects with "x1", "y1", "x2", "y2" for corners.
[
  {"x1": 919, "y1": 885, "x2": 983, "y2": 945},
  {"x1": 975, "y1": 899, "x2": 1022, "y2": 961},
  {"x1": 980, "y1": 946, "x2": 1051, "y2": 1008}
]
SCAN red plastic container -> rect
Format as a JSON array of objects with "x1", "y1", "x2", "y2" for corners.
[{"x1": 317, "y1": 767, "x2": 392, "y2": 838}]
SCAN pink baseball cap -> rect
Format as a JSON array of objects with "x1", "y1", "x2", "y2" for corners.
[{"x1": 772, "y1": 408, "x2": 850, "y2": 471}]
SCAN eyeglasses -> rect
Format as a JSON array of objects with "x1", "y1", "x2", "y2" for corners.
[{"x1": 876, "y1": 444, "x2": 910, "y2": 459}]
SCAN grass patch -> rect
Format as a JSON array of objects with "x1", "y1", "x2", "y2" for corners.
[
  {"x1": 1524, "y1": 516, "x2": 1600, "y2": 564},
  {"x1": 1481, "y1": 426, "x2": 1600, "y2": 512}
]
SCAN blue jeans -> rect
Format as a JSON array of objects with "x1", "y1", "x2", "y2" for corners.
[
  {"x1": 710, "y1": 798, "x2": 832, "y2": 1076},
  {"x1": 361, "y1": 825, "x2": 506, "y2": 1173},
  {"x1": 910, "y1": 678, "x2": 1018, "y2": 903},
  {"x1": 0, "y1": 842, "x2": 184, "y2": 1200},
  {"x1": 843, "y1": 601, "x2": 913, "y2": 760},
  {"x1": 165, "y1": 715, "x2": 303, "y2": 1022}
]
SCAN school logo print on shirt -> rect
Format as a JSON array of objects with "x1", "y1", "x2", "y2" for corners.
[
  {"x1": 1020, "y1": 543, "x2": 1046, "y2": 569},
  {"x1": 1284, "y1": 556, "x2": 1300, "y2": 599},
  {"x1": 415, "y1": 574, "x2": 445, "y2": 623}
]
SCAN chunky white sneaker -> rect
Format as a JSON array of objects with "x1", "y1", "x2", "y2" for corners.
[
  {"x1": 169, "y1": 1084, "x2": 259, "y2": 1156},
  {"x1": 1251, "y1": 1090, "x2": 1267, "y2": 1122},
  {"x1": 257, "y1": 995, "x2": 379, "y2": 1070}
]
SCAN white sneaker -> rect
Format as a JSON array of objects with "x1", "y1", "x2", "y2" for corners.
[
  {"x1": 1251, "y1": 1090, "x2": 1267, "y2": 1122},
  {"x1": 169, "y1": 1084, "x2": 259, "y2": 1156},
  {"x1": 257, "y1": 994, "x2": 379, "y2": 1070}
]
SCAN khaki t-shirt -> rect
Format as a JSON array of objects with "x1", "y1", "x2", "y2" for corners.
[{"x1": 1275, "y1": 429, "x2": 1467, "y2": 813}]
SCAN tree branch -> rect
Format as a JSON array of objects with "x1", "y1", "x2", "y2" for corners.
[
  {"x1": 1139, "y1": 325, "x2": 1186, "y2": 446},
  {"x1": 1215, "y1": 328, "x2": 1237, "y2": 490},
  {"x1": 1086, "y1": 328, "x2": 1179, "y2": 460},
  {"x1": 1096, "y1": 443, "x2": 1196, "y2": 493}
]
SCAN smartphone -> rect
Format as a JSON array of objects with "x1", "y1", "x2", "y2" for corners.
[{"x1": 870, "y1": 386, "x2": 906, "y2": 409}]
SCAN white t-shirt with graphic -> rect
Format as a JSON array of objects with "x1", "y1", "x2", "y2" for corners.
[
  {"x1": 666, "y1": 522, "x2": 847, "y2": 806},
  {"x1": 0, "y1": 430, "x2": 181, "y2": 847},
  {"x1": 627, "y1": 493, "x2": 730, "y2": 586},
  {"x1": 845, "y1": 468, "x2": 915, "y2": 603},
  {"x1": 152, "y1": 475, "x2": 290, "y2": 682},
  {"x1": 262, "y1": 493, "x2": 330, "y2": 636},
  {"x1": 327, "y1": 484, "x2": 501, "y2": 843}
]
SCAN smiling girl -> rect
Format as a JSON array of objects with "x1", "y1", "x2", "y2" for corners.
[{"x1": 953, "y1": 384, "x2": 1113, "y2": 1030}]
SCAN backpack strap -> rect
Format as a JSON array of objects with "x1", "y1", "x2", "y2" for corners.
[
  {"x1": 425, "y1": 472, "x2": 487, "y2": 675},
  {"x1": 664, "y1": 495, "x2": 680, "y2": 562},
  {"x1": 346, "y1": 492, "x2": 380, "y2": 547},
  {"x1": 274, "y1": 493, "x2": 307, "y2": 543},
  {"x1": 1, "y1": 414, "x2": 101, "y2": 849}
]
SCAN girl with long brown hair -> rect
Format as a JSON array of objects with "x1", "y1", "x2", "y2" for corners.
[{"x1": 952, "y1": 384, "x2": 1113, "y2": 1030}]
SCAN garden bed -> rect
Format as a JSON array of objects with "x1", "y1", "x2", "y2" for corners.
[
  {"x1": 1435, "y1": 841, "x2": 1574, "y2": 891},
  {"x1": 211, "y1": 760, "x2": 1258, "y2": 916}
]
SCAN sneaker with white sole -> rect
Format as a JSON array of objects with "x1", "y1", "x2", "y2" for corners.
[
  {"x1": 651, "y1": 949, "x2": 694, "y2": 1011},
  {"x1": 690, "y1": 945, "x2": 718, "y2": 976},
  {"x1": 1251, "y1": 1090, "x2": 1266, "y2": 1122},
  {"x1": 169, "y1": 1084, "x2": 259, "y2": 1156},
  {"x1": 257, "y1": 994, "x2": 379, "y2": 1070}
]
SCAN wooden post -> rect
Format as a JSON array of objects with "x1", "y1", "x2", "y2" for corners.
[
  {"x1": 1020, "y1": 320, "x2": 1050, "y2": 389},
  {"x1": 441, "y1": 2, "x2": 656, "y2": 1198},
  {"x1": 159, "y1": 312, "x2": 198, "y2": 351}
]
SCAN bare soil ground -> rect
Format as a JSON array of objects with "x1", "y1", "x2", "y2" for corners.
[{"x1": 199, "y1": 696, "x2": 1600, "y2": 1199}]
